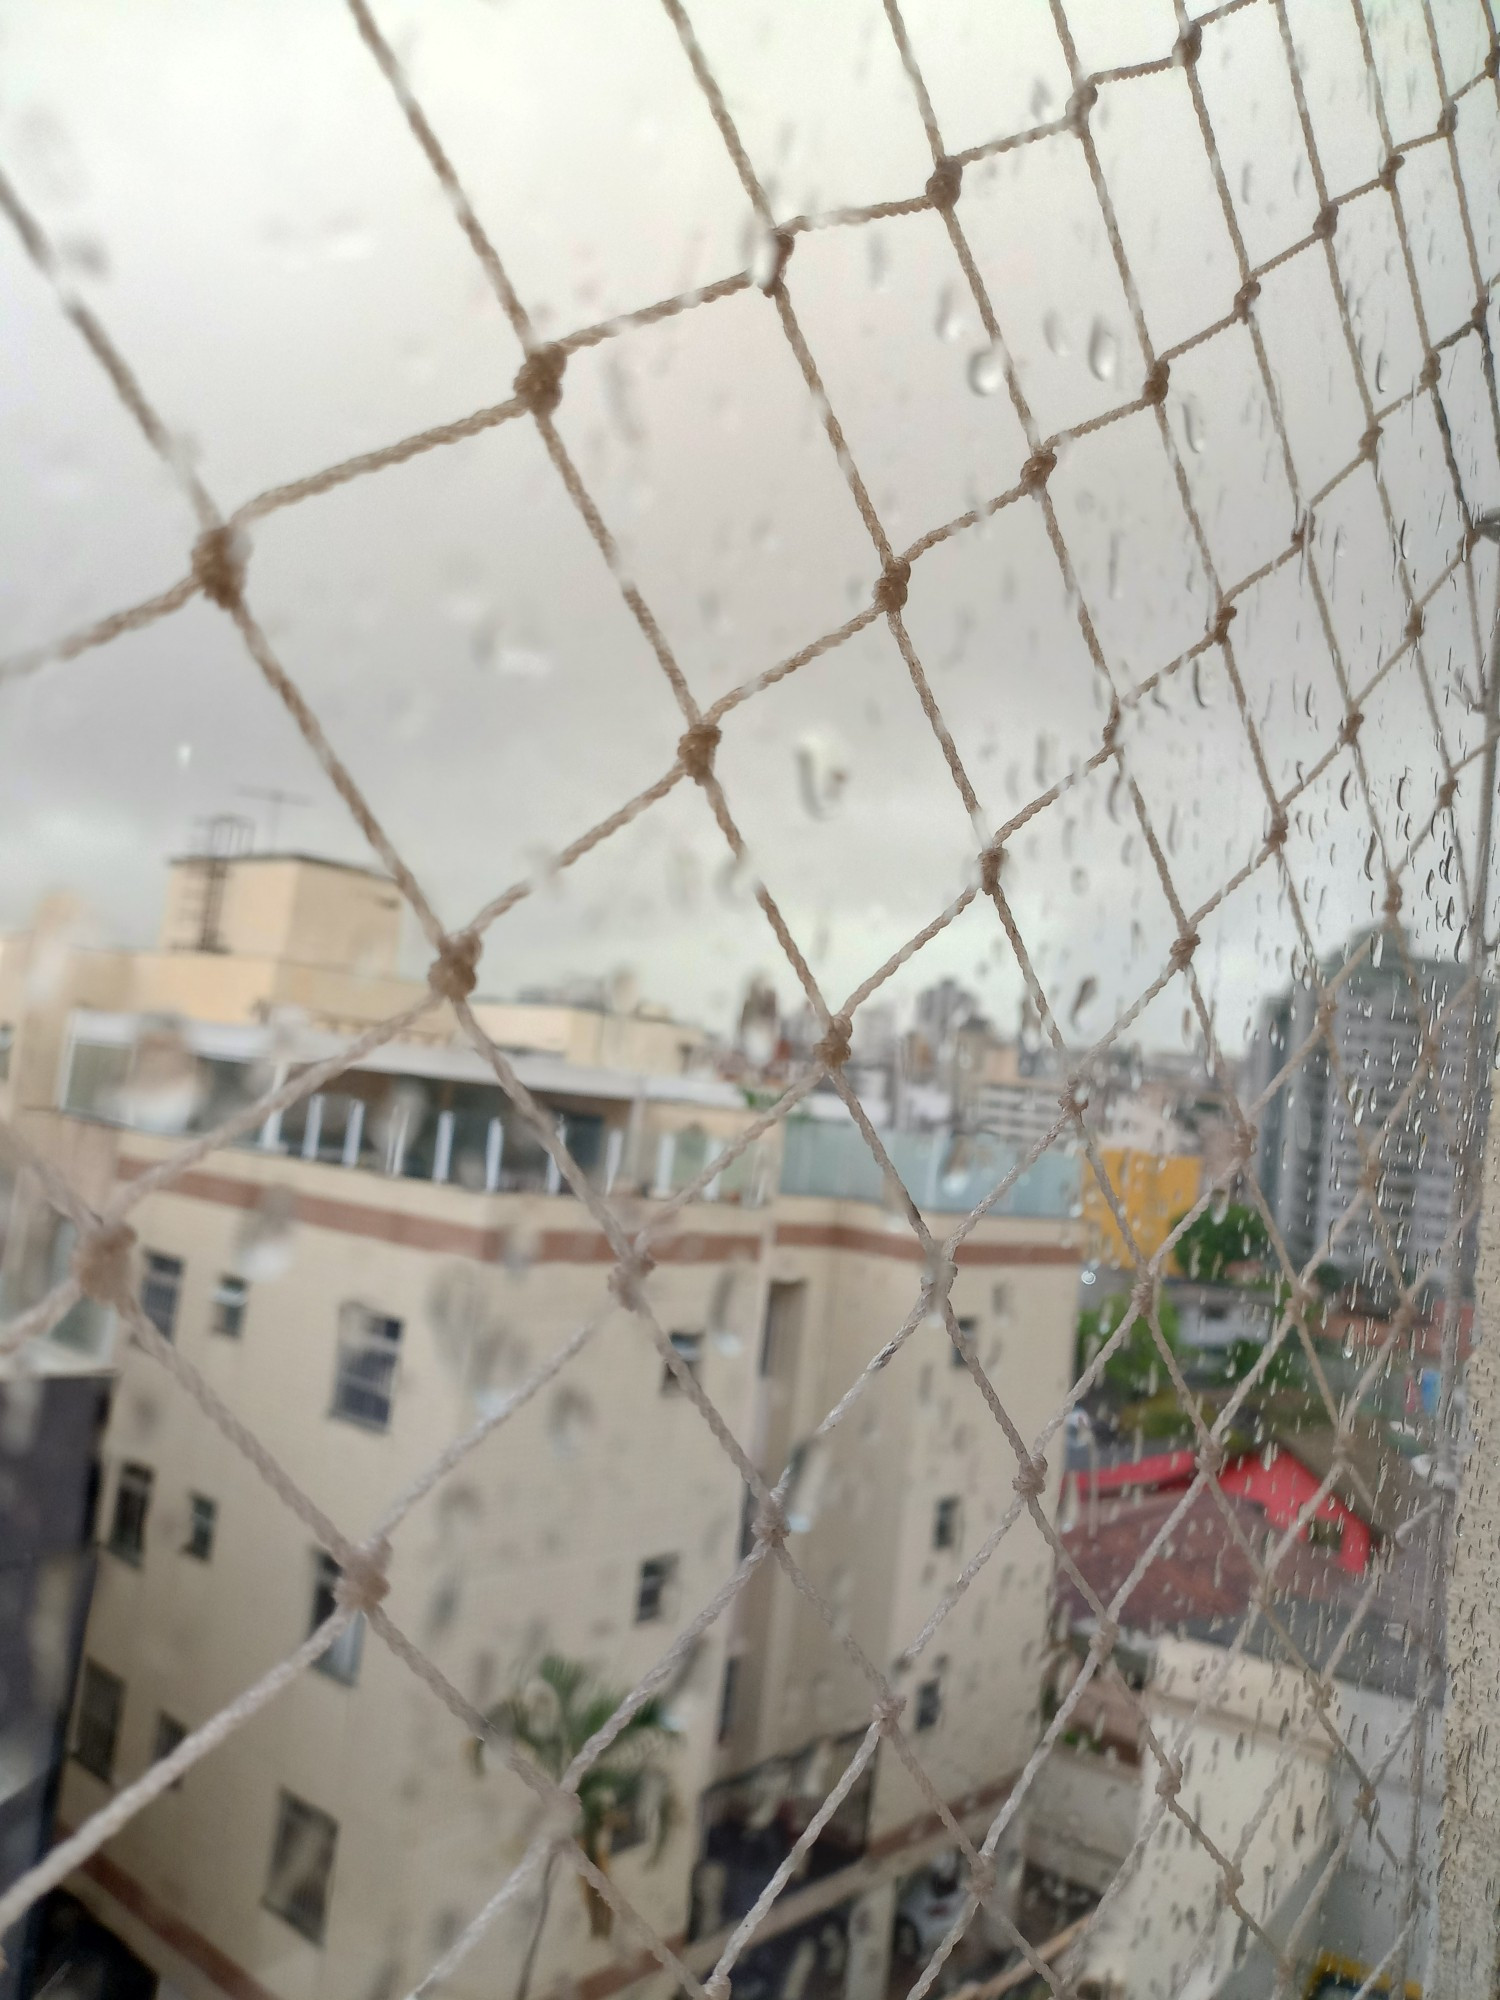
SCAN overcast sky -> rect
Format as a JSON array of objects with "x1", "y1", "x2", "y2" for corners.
[{"x1": 2, "y1": 0, "x2": 1498, "y2": 1057}]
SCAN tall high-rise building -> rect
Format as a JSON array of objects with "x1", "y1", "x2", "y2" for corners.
[{"x1": 1249, "y1": 937, "x2": 1492, "y2": 1305}]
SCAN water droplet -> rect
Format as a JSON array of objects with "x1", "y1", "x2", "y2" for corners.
[
  {"x1": 1069, "y1": 975, "x2": 1098, "y2": 1027},
  {"x1": 1087, "y1": 319, "x2": 1118, "y2": 383},
  {"x1": 967, "y1": 344, "x2": 1004, "y2": 396},
  {"x1": 109, "y1": 1017, "x2": 204, "y2": 1134},
  {"x1": 1183, "y1": 397, "x2": 1207, "y2": 455},
  {"x1": 1030, "y1": 78, "x2": 1056, "y2": 122},
  {"x1": 1375, "y1": 350, "x2": 1389, "y2": 395},
  {"x1": 1042, "y1": 310, "x2": 1069, "y2": 357},
  {"x1": 546, "y1": 1385, "x2": 595, "y2": 1459},
  {"x1": 234, "y1": 1184, "x2": 298, "y2": 1281},
  {"x1": 784, "y1": 1435, "x2": 830, "y2": 1533},
  {"x1": 795, "y1": 734, "x2": 849, "y2": 819},
  {"x1": 935, "y1": 284, "x2": 964, "y2": 343},
  {"x1": 1240, "y1": 161, "x2": 1254, "y2": 206}
]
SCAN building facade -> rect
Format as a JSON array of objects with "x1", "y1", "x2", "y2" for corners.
[{"x1": 3, "y1": 853, "x2": 1082, "y2": 2000}]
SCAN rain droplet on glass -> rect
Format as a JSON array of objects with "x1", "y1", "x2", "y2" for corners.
[{"x1": 1087, "y1": 318, "x2": 1118, "y2": 383}]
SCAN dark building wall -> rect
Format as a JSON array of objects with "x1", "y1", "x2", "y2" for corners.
[{"x1": 0, "y1": 1370, "x2": 110, "y2": 2000}]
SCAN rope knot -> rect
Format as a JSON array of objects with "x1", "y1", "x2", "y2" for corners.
[
  {"x1": 1012, "y1": 1453, "x2": 1048, "y2": 1501},
  {"x1": 925, "y1": 157, "x2": 963, "y2": 212},
  {"x1": 1176, "y1": 22, "x2": 1203, "y2": 66},
  {"x1": 1475, "y1": 302, "x2": 1492, "y2": 336},
  {"x1": 514, "y1": 344, "x2": 567, "y2": 418},
  {"x1": 72, "y1": 1222, "x2": 137, "y2": 1308},
  {"x1": 815, "y1": 1014, "x2": 853, "y2": 1072},
  {"x1": 1265, "y1": 809, "x2": 1289, "y2": 853},
  {"x1": 677, "y1": 719, "x2": 722, "y2": 784},
  {"x1": 1020, "y1": 446, "x2": 1057, "y2": 494},
  {"x1": 1101, "y1": 695, "x2": 1122, "y2": 754},
  {"x1": 755, "y1": 227, "x2": 795, "y2": 294},
  {"x1": 1419, "y1": 351, "x2": 1441, "y2": 393},
  {"x1": 1142, "y1": 359, "x2": 1170, "y2": 407},
  {"x1": 1436, "y1": 102, "x2": 1457, "y2": 140},
  {"x1": 1093, "y1": 1614, "x2": 1120, "y2": 1660},
  {"x1": 979, "y1": 842, "x2": 1005, "y2": 898},
  {"x1": 1359, "y1": 424, "x2": 1382, "y2": 460},
  {"x1": 1383, "y1": 879, "x2": 1403, "y2": 919},
  {"x1": 608, "y1": 1250, "x2": 656, "y2": 1312},
  {"x1": 1437, "y1": 774, "x2": 1458, "y2": 811},
  {"x1": 1209, "y1": 599, "x2": 1237, "y2": 647},
  {"x1": 1059, "y1": 1078, "x2": 1090, "y2": 1122},
  {"x1": 1486, "y1": 44, "x2": 1500, "y2": 81},
  {"x1": 192, "y1": 526, "x2": 247, "y2": 611},
  {"x1": 334, "y1": 1537, "x2": 391, "y2": 1615},
  {"x1": 873, "y1": 1691, "x2": 906, "y2": 1734},
  {"x1": 874, "y1": 559, "x2": 911, "y2": 614},
  {"x1": 1233, "y1": 277, "x2": 1261, "y2": 322},
  {"x1": 1340, "y1": 706, "x2": 1365, "y2": 744},
  {"x1": 1168, "y1": 929, "x2": 1200, "y2": 974},
  {"x1": 1066, "y1": 82, "x2": 1098, "y2": 132},
  {"x1": 428, "y1": 931, "x2": 481, "y2": 1004},
  {"x1": 1405, "y1": 605, "x2": 1425, "y2": 643},
  {"x1": 1312, "y1": 203, "x2": 1339, "y2": 243},
  {"x1": 1220, "y1": 1862, "x2": 1244, "y2": 1899},
  {"x1": 754, "y1": 1497, "x2": 789, "y2": 1549},
  {"x1": 1155, "y1": 1760, "x2": 1183, "y2": 1802},
  {"x1": 1379, "y1": 150, "x2": 1406, "y2": 191},
  {"x1": 1198, "y1": 1435, "x2": 1227, "y2": 1479}
]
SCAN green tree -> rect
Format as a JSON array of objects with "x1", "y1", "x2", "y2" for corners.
[
  {"x1": 1171, "y1": 1202, "x2": 1269, "y2": 1281},
  {"x1": 470, "y1": 1654, "x2": 681, "y2": 1999},
  {"x1": 1223, "y1": 1333, "x2": 1307, "y2": 1393},
  {"x1": 1076, "y1": 1290, "x2": 1182, "y2": 1400}
]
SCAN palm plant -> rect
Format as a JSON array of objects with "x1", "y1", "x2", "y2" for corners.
[{"x1": 470, "y1": 1653, "x2": 681, "y2": 2000}]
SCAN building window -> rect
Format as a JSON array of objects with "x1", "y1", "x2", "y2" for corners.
[
  {"x1": 717, "y1": 1656, "x2": 741, "y2": 1744},
  {"x1": 635, "y1": 1554, "x2": 678, "y2": 1624},
  {"x1": 140, "y1": 1252, "x2": 184, "y2": 1339},
  {"x1": 212, "y1": 1273, "x2": 248, "y2": 1337},
  {"x1": 154, "y1": 1712, "x2": 188, "y2": 1786},
  {"x1": 264, "y1": 1790, "x2": 338, "y2": 1945},
  {"x1": 951, "y1": 1315, "x2": 978, "y2": 1367},
  {"x1": 108, "y1": 1462, "x2": 153, "y2": 1564},
  {"x1": 184, "y1": 1493, "x2": 217, "y2": 1562},
  {"x1": 331, "y1": 1306, "x2": 402, "y2": 1430},
  {"x1": 310, "y1": 1551, "x2": 364, "y2": 1684},
  {"x1": 914, "y1": 1678, "x2": 943, "y2": 1731},
  {"x1": 933, "y1": 1496, "x2": 962, "y2": 1551},
  {"x1": 75, "y1": 1661, "x2": 124, "y2": 1780},
  {"x1": 662, "y1": 1331, "x2": 703, "y2": 1391},
  {"x1": 991, "y1": 1283, "x2": 1010, "y2": 1317},
  {"x1": 1306, "y1": 1515, "x2": 1344, "y2": 1553}
]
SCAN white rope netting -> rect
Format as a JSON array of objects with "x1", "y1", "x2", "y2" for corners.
[{"x1": 3, "y1": 2, "x2": 1500, "y2": 1997}]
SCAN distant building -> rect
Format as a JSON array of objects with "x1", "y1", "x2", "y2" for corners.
[
  {"x1": 1078, "y1": 1147, "x2": 1201, "y2": 1270},
  {"x1": 1250, "y1": 940, "x2": 1493, "y2": 1305}
]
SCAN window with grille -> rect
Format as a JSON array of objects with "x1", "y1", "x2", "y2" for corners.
[
  {"x1": 211, "y1": 1273, "x2": 248, "y2": 1337},
  {"x1": 74, "y1": 1661, "x2": 124, "y2": 1782},
  {"x1": 184, "y1": 1493, "x2": 216, "y2": 1562},
  {"x1": 108, "y1": 1462, "x2": 152, "y2": 1564},
  {"x1": 635, "y1": 1554, "x2": 677, "y2": 1624},
  {"x1": 264, "y1": 1790, "x2": 337, "y2": 1945},
  {"x1": 310, "y1": 1551, "x2": 364, "y2": 1685},
  {"x1": 933, "y1": 1496, "x2": 961, "y2": 1552},
  {"x1": 139, "y1": 1251, "x2": 183, "y2": 1339},
  {"x1": 330, "y1": 1306, "x2": 402, "y2": 1431}
]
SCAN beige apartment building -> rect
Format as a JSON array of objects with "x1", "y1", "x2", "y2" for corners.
[{"x1": 2, "y1": 852, "x2": 1080, "y2": 2000}]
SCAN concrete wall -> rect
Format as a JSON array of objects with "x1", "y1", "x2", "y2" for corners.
[{"x1": 1027, "y1": 1749, "x2": 1138, "y2": 1894}]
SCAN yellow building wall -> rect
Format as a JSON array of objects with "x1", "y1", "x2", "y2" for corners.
[{"x1": 1080, "y1": 1147, "x2": 1201, "y2": 1268}]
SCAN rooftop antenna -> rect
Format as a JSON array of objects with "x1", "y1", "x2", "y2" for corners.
[
  {"x1": 186, "y1": 813, "x2": 254, "y2": 952},
  {"x1": 238, "y1": 785, "x2": 313, "y2": 852}
]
